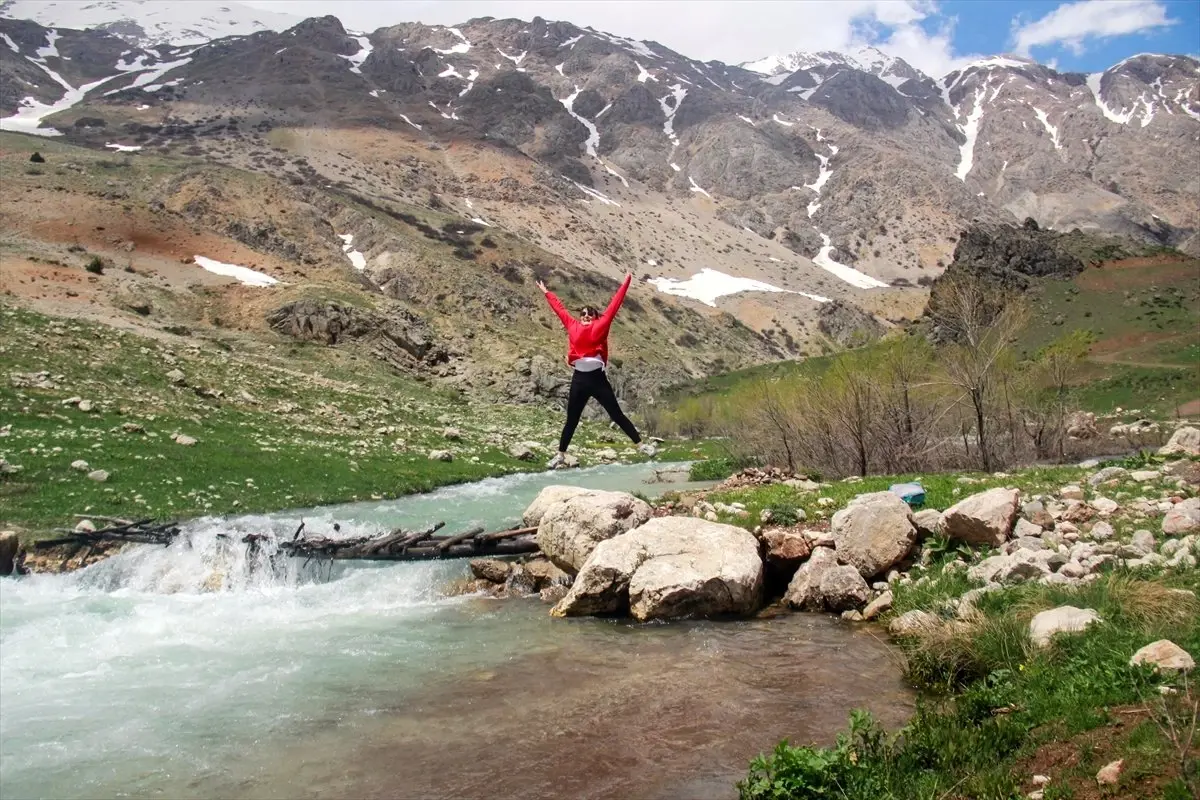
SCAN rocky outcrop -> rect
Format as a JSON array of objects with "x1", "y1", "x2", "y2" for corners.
[
  {"x1": 1129, "y1": 639, "x2": 1195, "y2": 673},
  {"x1": 830, "y1": 491, "x2": 917, "y2": 578},
  {"x1": 1159, "y1": 426, "x2": 1200, "y2": 457},
  {"x1": 266, "y1": 300, "x2": 441, "y2": 366},
  {"x1": 536, "y1": 490, "x2": 652, "y2": 572},
  {"x1": 817, "y1": 301, "x2": 886, "y2": 348},
  {"x1": 551, "y1": 517, "x2": 763, "y2": 621},
  {"x1": 942, "y1": 488, "x2": 1020, "y2": 546},
  {"x1": 1162, "y1": 497, "x2": 1200, "y2": 535}
]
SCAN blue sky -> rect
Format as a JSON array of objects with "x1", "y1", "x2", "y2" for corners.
[
  {"x1": 934, "y1": 0, "x2": 1200, "y2": 72},
  {"x1": 246, "y1": 0, "x2": 1200, "y2": 77}
]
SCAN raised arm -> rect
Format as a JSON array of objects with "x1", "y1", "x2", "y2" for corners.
[
  {"x1": 537, "y1": 280, "x2": 574, "y2": 329},
  {"x1": 599, "y1": 273, "x2": 633, "y2": 324}
]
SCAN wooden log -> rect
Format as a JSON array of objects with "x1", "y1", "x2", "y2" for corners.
[
  {"x1": 324, "y1": 538, "x2": 540, "y2": 561},
  {"x1": 434, "y1": 526, "x2": 486, "y2": 553},
  {"x1": 477, "y1": 526, "x2": 538, "y2": 543},
  {"x1": 363, "y1": 521, "x2": 445, "y2": 554}
]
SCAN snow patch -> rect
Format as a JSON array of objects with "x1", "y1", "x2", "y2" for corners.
[
  {"x1": 398, "y1": 114, "x2": 421, "y2": 130},
  {"x1": 736, "y1": 114, "x2": 756, "y2": 126},
  {"x1": 434, "y1": 27, "x2": 471, "y2": 55},
  {"x1": 1, "y1": 33, "x2": 19, "y2": 53},
  {"x1": 560, "y1": 34, "x2": 585, "y2": 48},
  {"x1": 555, "y1": 62, "x2": 565, "y2": 76},
  {"x1": 560, "y1": 86, "x2": 600, "y2": 157},
  {"x1": 570, "y1": 180, "x2": 620, "y2": 207},
  {"x1": 1086, "y1": 72, "x2": 1136, "y2": 124},
  {"x1": 104, "y1": 143, "x2": 142, "y2": 152},
  {"x1": 954, "y1": 85, "x2": 988, "y2": 181},
  {"x1": 807, "y1": 201, "x2": 821, "y2": 218},
  {"x1": 688, "y1": 176, "x2": 713, "y2": 199},
  {"x1": 659, "y1": 84, "x2": 687, "y2": 144},
  {"x1": 772, "y1": 114, "x2": 794, "y2": 127},
  {"x1": 458, "y1": 68, "x2": 479, "y2": 97},
  {"x1": 2, "y1": 72, "x2": 119, "y2": 136},
  {"x1": 496, "y1": 47, "x2": 527, "y2": 66},
  {"x1": 635, "y1": 61, "x2": 657, "y2": 83},
  {"x1": 649, "y1": 268, "x2": 829, "y2": 306},
  {"x1": 813, "y1": 234, "x2": 889, "y2": 289},
  {"x1": 193, "y1": 255, "x2": 278, "y2": 287},
  {"x1": 341, "y1": 36, "x2": 372, "y2": 74},
  {"x1": 669, "y1": 162, "x2": 681, "y2": 172},
  {"x1": 34, "y1": 29, "x2": 60, "y2": 61},
  {"x1": 439, "y1": 64, "x2": 462, "y2": 79},
  {"x1": 805, "y1": 152, "x2": 832, "y2": 193},
  {"x1": 1031, "y1": 106, "x2": 1062, "y2": 150},
  {"x1": 338, "y1": 234, "x2": 367, "y2": 270}
]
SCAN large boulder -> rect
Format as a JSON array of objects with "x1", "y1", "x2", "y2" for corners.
[
  {"x1": 1159, "y1": 426, "x2": 1200, "y2": 457},
  {"x1": 0, "y1": 531, "x2": 19, "y2": 576},
  {"x1": 942, "y1": 488, "x2": 1020, "y2": 546},
  {"x1": 783, "y1": 548, "x2": 869, "y2": 612},
  {"x1": 1130, "y1": 639, "x2": 1195, "y2": 673},
  {"x1": 551, "y1": 517, "x2": 763, "y2": 621},
  {"x1": 761, "y1": 528, "x2": 812, "y2": 588},
  {"x1": 536, "y1": 490, "x2": 652, "y2": 572},
  {"x1": 831, "y1": 491, "x2": 918, "y2": 578},
  {"x1": 522, "y1": 485, "x2": 592, "y2": 527}
]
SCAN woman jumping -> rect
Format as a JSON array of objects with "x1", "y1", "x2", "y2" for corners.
[{"x1": 537, "y1": 272, "x2": 656, "y2": 469}]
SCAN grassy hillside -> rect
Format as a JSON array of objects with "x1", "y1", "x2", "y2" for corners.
[{"x1": 0, "y1": 304, "x2": 706, "y2": 536}]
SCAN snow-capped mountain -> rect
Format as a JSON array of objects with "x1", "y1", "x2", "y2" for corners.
[
  {"x1": 0, "y1": 0, "x2": 302, "y2": 46},
  {"x1": 741, "y1": 45, "x2": 929, "y2": 87}
]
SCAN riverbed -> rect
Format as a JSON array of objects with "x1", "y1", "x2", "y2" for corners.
[{"x1": 0, "y1": 463, "x2": 913, "y2": 799}]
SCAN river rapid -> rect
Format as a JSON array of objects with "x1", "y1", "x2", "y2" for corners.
[{"x1": 0, "y1": 463, "x2": 913, "y2": 799}]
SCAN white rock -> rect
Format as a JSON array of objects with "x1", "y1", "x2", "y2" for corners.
[
  {"x1": 1163, "y1": 497, "x2": 1200, "y2": 534},
  {"x1": 1130, "y1": 529, "x2": 1155, "y2": 553},
  {"x1": 942, "y1": 487, "x2": 1021, "y2": 546},
  {"x1": 831, "y1": 492, "x2": 917, "y2": 578},
  {"x1": 1096, "y1": 759, "x2": 1123, "y2": 785},
  {"x1": 428, "y1": 449, "x2": 453, "y2": 462},
  {"x1": 888, "y1": 609, "x2": 941, "y2": 636},
  {"x1": 74, "y1": 519, "x2": 97, "y2": 532},
  {"x1": 1130, "y1": 470, "x2": 1160, "y2": 482},
  {"x1": 537, "y1": 490, "x2": 652, "y2": 572},
  {"x1": 1029, "y1": 606, "x2": 1100, "y2": 647},
  {"x1": 77, "y1": 400, "x2": 94, "y2": 412},
  {"x1": 166, "y1": 369, "x2": 186, "y2": 385},
  {"x1": 1088, "y1": 466, "x2": 1127, "y2": 486},
  {"x1": 70, "y1": 459, "x2": 90, "y2": 471},
  {"x1": 522, "y1": 485, "x2": 591, "y2": 527},
  {"x1": 551, "y1": 517, "x2": 763, "y2": 621},
  {"x1": 1158, "y1": 426, "x2": 1200, "y2": 457},
  {"x1": 1130, "y1": 639, "x2": 1195, "y2": 673},
  {"x1": 1060, "y1": 485, "x2": 1084, "y2": 501},
  {"x1": 913, "y1": 508, "x2": 944, "y2": 537},
  {"x1": 862, "y1": 590, "x2": 893, "y2": 620},
  {"x1": 1091, "y1": 497, "x2": 1119, "y2": 516},
  {"x1": 1089, "y1": 521, "x2": 1115, "y2": 541},
  {"x1": 443, "y1": 427, "x2": 462, "y2": 440},
  {"x1": 173, "y1": 434, "x2": 197, "y2": 446},
  {"x1": 87, "y1": 469, "x2": 109, "y2": 482}
]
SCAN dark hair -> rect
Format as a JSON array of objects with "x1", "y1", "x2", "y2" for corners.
[{"x1": 579, "y1": 306, "x2": 597, "y2": 317}]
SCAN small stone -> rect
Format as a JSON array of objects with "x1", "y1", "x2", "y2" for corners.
[
  {"x1": 1032, "y1": 775, "x2": 1050, "y2": 787},
  {"x1": 77, "y1": 400, "x2": 94, "y2": 412},
  {"x1": 1096, "y1": 759, "x2": 1123, "y2": 786},
  {"x1": 1060, "y1": 485, "x2": 1084, "y2": 501},
  {"x1": 87, "y1": 469, "x2": 109, "y2": 482},
  {"x1": 1029, "y1": 606, "x2": 1100, "y2": 647},
  {"x1": 1092, "y1": 497, "x2": 1119, "y2": 515},
  {"x1": 1130, "y1": 529, "x2": 1155, "y2": 553},
  {"x1": 862, "y1": 591, "x2": 893, "y2": 620},
  {"x1": 443, "y1": 427, "x2": 462, "y2": 441},
  {"x1": 469, "y1": 558, "x2": 511, "y2": 584},
  {"x1": 74, "y1": 519, "x2": 96, "y2": 532},
  {"x1": 1088, "y1": 466, "x2": 1127, "y2": 486},
  {"x1": 428, "y1": 450, "x2": 453, "y2": 462},
  {"x1": 166, "y1": 369, "x2": 186, "y2": 385},
  {"x1": 1089, "y1": 521, "x2": 1115, "y2": 541},
  {"x1": 1130, "y1": 470, "x2": 1160, "y2": 482},
  {"x1": 122, "y1": 422, "x2": 145, "y2": 433},
  {"x1": 61, "y1": 396, "x2": 82, "y2": 406},
  {"x1": 70, "y1": 459, "x2": 90, "y2": 471},
  {"x1": 1130, "y1": 639, "x2": 1195, "y2": 673},
  {"x1": 841, "y1": 609, "x2": 864, "y2": 622},
  {"x1": 173, "y1": 434, "x2": 197, "y2": 446},
  {"x1": 888, "y1": 609, "x2": 941, "y2": 636}
]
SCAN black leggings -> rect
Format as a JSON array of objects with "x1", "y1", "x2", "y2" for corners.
[{"x1": 558, "y1": 369, "x2": 641, "y2": 452}]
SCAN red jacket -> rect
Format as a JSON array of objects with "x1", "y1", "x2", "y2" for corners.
[{"x1": 544, "y1": 274, "x2": 631, "y2": 367}]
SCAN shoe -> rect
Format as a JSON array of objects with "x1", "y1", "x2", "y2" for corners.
[
  {"x1": 637, "y1": 443, "x2": 658, "y2": 458},
  {"x1": 546, "y1": 453, "x2": 566, "y2": 470}
]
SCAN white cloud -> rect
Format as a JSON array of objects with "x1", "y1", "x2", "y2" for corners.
[
  {"x1": 244, "y1": 0, "x2": 978, "y2": 77},
  {"x1": 1011, "y1": 0, "x2": 1176, "y2": 57}
]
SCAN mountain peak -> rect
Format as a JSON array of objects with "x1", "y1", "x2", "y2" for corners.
[
  {"x1": 740, "y1": 46, "x2": 928, "y2": 86},
  {"x1": 0, "y1": 0, "x2": 303, "y2": 46}
]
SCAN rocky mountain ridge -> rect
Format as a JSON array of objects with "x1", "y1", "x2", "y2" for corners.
[{"x1": 0, "y1": 10, "x2": 1196, "y2": 398}]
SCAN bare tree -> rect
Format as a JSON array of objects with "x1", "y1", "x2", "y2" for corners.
[{"x1": 930, "y1": 277, "x2": 1029, "y2": 472}]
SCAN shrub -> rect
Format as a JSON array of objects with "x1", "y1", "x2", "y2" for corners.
[
  {"x1": 85, "y1": 256, "x2": 105, "y2": 275},
  {"x1": 29, "y1": 152, "x2": 45, "y2": 163}
]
